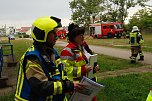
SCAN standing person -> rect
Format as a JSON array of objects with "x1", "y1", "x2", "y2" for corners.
[
  {"x1": 14, "y1": 16, "x2": 84, "y2": 101},
  {"x1": 129, "y1": 26, "x2": 144, "y2": 63},
  {"x1": 8, "y1": 34, "x2": 11, "y2": 43},
  {"x1": 60, "y1": 23, "x2": 100, "y2": 101}
]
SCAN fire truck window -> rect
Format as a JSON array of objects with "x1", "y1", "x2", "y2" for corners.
[
  {"x1": 103, "y1": 26, "x2": 106, "y2": 29},
  {"x1": 116, "y1": 24, "x2": 123, "y2": 29},
  {"x1": 114, "y1": 25, "x2": 117, "y2": 29},
  {"x1": 110, "y1": 25, "x2": 114, "y2": 29},
  {"x1": 118, "y1": 24, "x2": 123, "y2": 29},
  {"x1": 90, "y1": 27, "x2": 95, "y2": 34}
]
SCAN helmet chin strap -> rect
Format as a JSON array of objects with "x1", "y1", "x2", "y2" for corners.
[
  {"x1": 33, "y1": 40, "x2": 54, "y2": 50},
  {"x1": 45, "y1": 41, "x2": 54, "y2": 49}
]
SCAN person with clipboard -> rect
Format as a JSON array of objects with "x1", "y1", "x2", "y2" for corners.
[{"x1": 60, "y1": 23, "x2": 100, "y2": 101}]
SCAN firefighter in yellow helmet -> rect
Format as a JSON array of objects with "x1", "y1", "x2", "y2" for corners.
[
  {"x1": 129, "y1": 26, "x2": 144, "y2": 63},
  {"x1": 14, "y1": 16, "x2": 84, "y2": 101}
]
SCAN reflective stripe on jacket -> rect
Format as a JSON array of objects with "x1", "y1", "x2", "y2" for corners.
[
  {"x1": 130, "y1": 32, "x2": 144, "y2": 46},
  {"x1": 15, "y1": 46, "x2": 66, "y2": 101},
  {"x1": 60, "y1": 42, "x2": 97, "y2": 82}
]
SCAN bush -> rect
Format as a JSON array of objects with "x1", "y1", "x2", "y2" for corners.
[
  {"x1": 18, "y1": 36, "x2": 22, "y2": 38},
  {"x1": 23, "y1": 35, "x2": 30, "y2": 38}
]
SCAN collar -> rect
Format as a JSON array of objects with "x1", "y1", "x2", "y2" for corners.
[{"x1": 67, "y1": 42, "x2": 79, "y2": 50}]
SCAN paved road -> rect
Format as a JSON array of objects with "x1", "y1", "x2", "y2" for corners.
[{"x1": 56, "y1": 41, "x2": 152, "y2": 65}]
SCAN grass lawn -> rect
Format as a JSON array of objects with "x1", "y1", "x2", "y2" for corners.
[
  {"x1": 0, "y1": 38, "x2": 150, "y2": 101},
  {"x1": 0, "y1": 93, "x2": 14, "y2": 101},
  {"x1": 1, "y1": 73, "x2": 152, "y2": 101},
  {"x1": 1, "y1": 39, "x2": 33, "y2": 61},
  {"x1": 98, "y1": 73, "x2": 152, "y2": 101},
  {"x1": 85, "y1": 33, "x2": 152, "y2": 53},
  {"x1": 97, "y1": 54, "x2": 144, "y2": 72}
]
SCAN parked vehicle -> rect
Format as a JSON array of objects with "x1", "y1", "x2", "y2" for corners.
[
  {"x1": 56, "y1": 29, "x2": 67, "y2": 39},
  {"x1": 89, "y1": 22, "x2": 124, "y2": 38}
]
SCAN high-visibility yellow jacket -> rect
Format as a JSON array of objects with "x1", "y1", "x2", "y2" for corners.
[
  {"x1": 146, "y1": 90, "x2": 152, "y2": 101},
  {"x1": 60, "y1": 42, "x2": 97, "y2": 82},
  {"x1": 15, "y1": 46, "x2": 73, "y2": 101},
  {"x1": 130, "y1": 32, "x2": 144, "y2": 46}
]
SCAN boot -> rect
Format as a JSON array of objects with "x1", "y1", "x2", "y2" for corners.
[
  {"x1": 129, "y1": 56, "x2": 132, "y2": 59},
  {"x1": 138, "y1": 56, "x2": 144, "y2": 61},
  {"x1": 130, "y1": 56, "x2": 136, "y2": 63},
  {"x1": 131, "y1": 60, "x2": 136, "y2": 63}
]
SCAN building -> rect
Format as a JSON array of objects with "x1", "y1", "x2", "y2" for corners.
[{"x1": 0, "y1": 26, "x2": 16, "y2": 36}]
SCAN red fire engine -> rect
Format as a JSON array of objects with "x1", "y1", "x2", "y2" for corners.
[
  {"x1": 56, "y1": 29, "x2": 67, "y2": 39},
  {"x1": 89, "y1": 22, "x2": 124, "y2": 38}
]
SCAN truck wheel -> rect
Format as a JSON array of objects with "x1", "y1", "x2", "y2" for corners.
[
  {"x1": 95, "y1": 35, "x2": 98, "y2": 38},
  {"x1": 117, "y1": 33, "x2": 122, "y2": 38},
  {"x1": 107, "y1": 33, "x2": 112, "y2": 38}
]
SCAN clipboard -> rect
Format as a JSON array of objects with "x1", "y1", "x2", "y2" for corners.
[
  {"x1": 87, "y1": 54, "x2": 98, "y2": 78},
  {"x1": 69, "y1": 76, "x2": 104, "y2": 101}
]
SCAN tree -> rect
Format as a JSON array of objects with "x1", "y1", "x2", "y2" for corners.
[
  {"x1": 102, "y1": 0, "x2": 150, "y2": 22},
  {"x1": 128, "y1": 8, "x2": 152, "y2": 33},
  {"x1": 69, "y1": 0, "x2": 150, "y2": 31},
  {"x1": 69, "y1": 0, "x2": 104, "y2": 30}
]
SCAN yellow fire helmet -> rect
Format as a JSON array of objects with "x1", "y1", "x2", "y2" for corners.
[
  {"x1": 32, "y1": 16, "x2": 62, "y2": 42},
  {"x1": 132, "y1": 26, "x2": 139, "y2": 32}
]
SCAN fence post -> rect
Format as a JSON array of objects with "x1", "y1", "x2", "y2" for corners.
[{"x1": 0, "y1": 46, "x2": 3, "y2": 78}]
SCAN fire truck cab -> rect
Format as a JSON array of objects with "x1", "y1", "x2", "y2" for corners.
[
  {"x1": 89, "y1": 22, "x2": 124, "y2": 38},
  {"x1": 56, "y1": 29, "x2": 67, "y2": 39}
]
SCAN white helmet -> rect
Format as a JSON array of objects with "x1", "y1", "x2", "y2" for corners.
[{"x1": 132, "y1": 26, "x2": 139, "y2": 32}]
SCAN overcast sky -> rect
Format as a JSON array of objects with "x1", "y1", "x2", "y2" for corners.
[
  {"x1": 0, "y1": 0, "x2": 152, "y2": 28},
  {"x1": 0, "y1": 0, "x2": 72, "y2": 28}
]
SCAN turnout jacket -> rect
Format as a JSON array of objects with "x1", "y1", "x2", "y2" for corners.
[
  {"x1": 130, "y1": 32, "x2": 144, "y2": 46},
  {"x1": 15, "y1": 46, "x2": 74, "y2": 101},
  {"x1": 60, "y1": 41, "x2": 97, "y2": 82}
]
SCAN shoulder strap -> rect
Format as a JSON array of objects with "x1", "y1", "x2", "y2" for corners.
[{"x1": 23, "y1": 47, "x2": 51, "y2": 80}]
